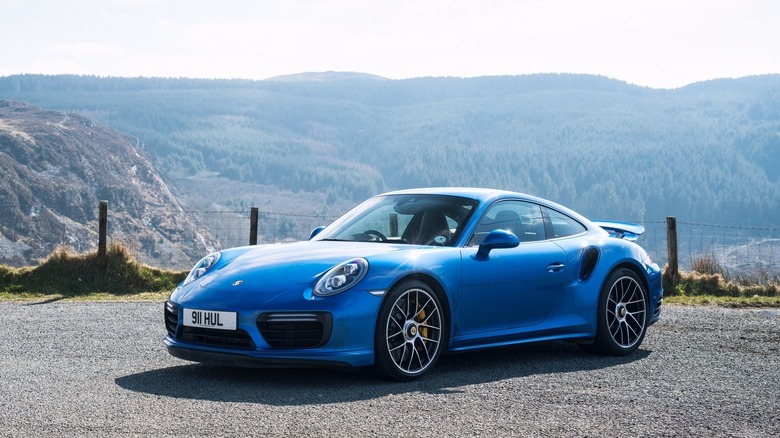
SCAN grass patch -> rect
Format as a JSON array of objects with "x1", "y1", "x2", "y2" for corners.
[
  {"x1": 662, "y1": 255, "x2": 780, "y2": 307},
  {"x1": 664, "y1": 294, "x2": 780, "y2": 308},
  {"x1": 0, "y1": 243, "x2": 186, "y2": 299},
  {"x1": 664, "y1": 256, "x2": 778, "y2": 298},
  {"x1": 673, "y1": 271, "x2": 778, "y2": 297}
]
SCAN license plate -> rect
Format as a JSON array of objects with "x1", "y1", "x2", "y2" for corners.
[{"x1": 183, "y1": 309, "x2": 237, "y2": 330}]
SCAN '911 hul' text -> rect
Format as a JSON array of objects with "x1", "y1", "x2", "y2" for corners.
[{"x1": 192, "y1": 311, "x2": 223, "y2": 327}]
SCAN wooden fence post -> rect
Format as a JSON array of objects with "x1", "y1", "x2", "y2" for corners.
[
  {"x1": 389, "y1": 213, "x2": 399, "y2": 238},
  {"x1": 250, "y1": 207, "x2": 258, "y2": 245},
  {"x1": 97, "y1": 200, "x2": 108, "y2": 269},
  {"x1": 666, "y1": 216, "x2": 679, "y2": 286}
]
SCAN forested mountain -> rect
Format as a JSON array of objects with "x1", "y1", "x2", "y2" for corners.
[{"x1": 1, "y1": 73, "x2": 778, "y2": 227}]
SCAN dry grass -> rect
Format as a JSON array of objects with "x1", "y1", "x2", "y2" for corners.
[
  {"x1": 663, "y1": 255, "x2": 779, "y2": 307},
  {"x1": 0, "y1": 242, "x2": 186, "y2": 297}
]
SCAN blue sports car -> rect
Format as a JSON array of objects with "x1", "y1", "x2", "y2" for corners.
[{"x1": 165, "y1": 188, "x2": 662, "y2": 381}]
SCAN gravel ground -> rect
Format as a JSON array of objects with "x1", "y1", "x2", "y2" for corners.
[{"x1": 0, "y1": 301, "x2": 778, "y2": 437}]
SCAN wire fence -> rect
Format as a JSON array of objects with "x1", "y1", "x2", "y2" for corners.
[
  {"x1": 638, "y1": 220, "x2": 779, "y2": 281},
  {"x1": 121, "y1": 208, "x2": 341, "y2": 270},
  {"x1": 141, "y1": 214, "x2": 780, "y2": 276},
  {"x1": 186, "y1": 209, "x2": 338, "y2": 246},
  {"x1": 1, "y1": 204, "x2": 778, "y2": 277},
  {"x1": 0, "y1": 204, "x2": 339, "y2": 271}
]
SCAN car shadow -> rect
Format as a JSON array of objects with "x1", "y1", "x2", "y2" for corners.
[
  {"x1": 115, "y1": 342, "x2": 651, "y2": 405},
  {"x1": 23, "y1": 296, "x2": 66, "y2": 305}
]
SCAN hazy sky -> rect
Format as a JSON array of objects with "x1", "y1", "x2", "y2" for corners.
[{"x1": 2, "y1": 0, "x2": 778, "y2": 89}]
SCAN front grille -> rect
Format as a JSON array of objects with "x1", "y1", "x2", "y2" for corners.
[
  {"x1": 257, "y1": 313, "x2": 333, "y2": 348},
  {"x1": 164, "y1": 301, "x2": 179, "y2": 336},
  {"x1": 179, "y1": 326, "x2": 255, "y2": 349}
]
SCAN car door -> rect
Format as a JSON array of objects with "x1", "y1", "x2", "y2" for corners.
[{"x1": 457, "y1": 201, "x2": 568, "y2": 337}]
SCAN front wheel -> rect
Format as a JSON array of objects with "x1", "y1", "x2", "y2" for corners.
[
  {"x1": 374, "y1": 280, "x2": 447, "y2": 381},
  {"x1": 591, "y1": 268, "x2": 648, "y2": 355}
]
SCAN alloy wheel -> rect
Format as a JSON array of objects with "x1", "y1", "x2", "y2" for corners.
[
  {"x1": 606, "y1": 275, "x2": 647, "y2": 349},
  {"x1": 385, "y1": 287, "x2": 442, "y2": 375}
]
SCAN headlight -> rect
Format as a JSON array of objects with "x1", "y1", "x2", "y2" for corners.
[
  {"x1": 314, "y1": 258, "x2": 369, "y2": 297},
  {"x1": 182, "y1": 252, "x2": 221, "y2": 286}
]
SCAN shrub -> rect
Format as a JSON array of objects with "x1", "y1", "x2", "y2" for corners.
[
  {"x1": 0, "y1": 243, "x2": 186, "y2": 296},
  {"x1": 690, "y1": 254, "x2": 726, "y2": 277},
  {"x1": 676, "y1": 272, "x2": 740, "y2": 297}
]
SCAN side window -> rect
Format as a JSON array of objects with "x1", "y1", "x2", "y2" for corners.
[
  {"x1": 544, "y1": 207, "x2": 586, "y2": 238},
  {"x1": 470, "y1": 201, "x2": 545, "y2": 245}
]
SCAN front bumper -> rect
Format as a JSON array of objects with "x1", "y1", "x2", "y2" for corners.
[
  {"x1": 164, "y1": 337, "x2": 371, "y2": 368},
  {"x1": 163, "y1": 286, "x2": 382, "y2": 368}
]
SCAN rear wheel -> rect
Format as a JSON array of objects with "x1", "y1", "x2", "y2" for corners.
[
  {"x1": 591, "y1": 268, "x2": 648, "y2": 355},
  {"x1": 374, "y1": 280, "x2": 447, "y2": 381}
]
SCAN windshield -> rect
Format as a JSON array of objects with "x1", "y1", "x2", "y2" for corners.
[{"x1": 314, "y1": 194, "x2": 479, "y2": 246}]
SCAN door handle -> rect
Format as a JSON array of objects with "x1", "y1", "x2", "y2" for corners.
[{"x1": 546, "y1": 262, "x2": 565, "y2": 273}]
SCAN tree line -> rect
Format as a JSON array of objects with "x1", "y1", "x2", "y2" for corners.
[{"x1": 1, "y1": 73, "x2": 778, "y2": 227}]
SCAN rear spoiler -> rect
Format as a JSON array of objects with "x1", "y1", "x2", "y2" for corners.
[{"x1": 592, "y1": 220, "x2": 645, "y2": 242}]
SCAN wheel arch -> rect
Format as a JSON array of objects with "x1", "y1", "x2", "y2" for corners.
[
  {"x1": 584, "y1": 259, "x2": 652, "y2": 355},
  {"x1": 606, "y1": 261, "x2": 651, "y2": 303},
  {"x1": 386, "y1": 273, "x2": 452, "y2": 344}
]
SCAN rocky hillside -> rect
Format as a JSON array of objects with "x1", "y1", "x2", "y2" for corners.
[{"x1": 0, "y1": 100, "x2": 214, "y2": 267}]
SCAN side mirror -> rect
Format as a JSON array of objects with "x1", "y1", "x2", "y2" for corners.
[
  {"x1": 476, "y1": 229, "x2": 519, "y2": 260},
  {"x1": 309, "y1": 226, "x2": 326, "y2": 240}
]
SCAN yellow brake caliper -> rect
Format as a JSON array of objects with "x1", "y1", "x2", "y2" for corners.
[{"x1": 416, "y1": 307, "x2": 428, "y2": 341}]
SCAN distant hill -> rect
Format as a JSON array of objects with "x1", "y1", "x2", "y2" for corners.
[
  {"x1": 0, "y1": 73, "x2": 778, "y2": 229},
  {"x1": 0, "y1": 100, "x2": 215, "y2": 267},
  {"x1": 266, "y1": 71, "x2": 388, "y2": 82}
]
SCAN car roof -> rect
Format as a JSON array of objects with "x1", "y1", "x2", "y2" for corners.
[
  {"x1": 380, "y1": 187, "x2": 595, "y2": 229},
  {"x1": 381, "y1": 187, "x2": 537, "y2": 203}
]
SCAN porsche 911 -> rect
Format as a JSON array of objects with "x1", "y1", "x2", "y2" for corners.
[{"x1": 164, "y1": 188, "x2": 663, "y2": 381}]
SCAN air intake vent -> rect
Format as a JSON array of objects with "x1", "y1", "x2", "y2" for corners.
[
  {"x1": 164, "y1": 301, "x2": 179, "y2": 337},
  {"x1": 579, "y1": 246, "x2": 600, "y2": 282},
  {"x1": 654, "y1": 295, "x2": 663, "y2": 319},
  {"x1": 179, "y1": 327, "x2": 255, "y2": 349},
  {"x1": 257, "y1": 313, "x2": 333, "y2": 348}
]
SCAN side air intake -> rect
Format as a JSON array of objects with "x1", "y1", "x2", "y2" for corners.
[{"x1": 579, "y1": 246, "x2": 600, "y2": 282}]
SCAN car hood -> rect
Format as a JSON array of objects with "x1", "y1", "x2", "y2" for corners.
[{"x1": 192, "y1": 240, "x2": 413, "y2": 294}]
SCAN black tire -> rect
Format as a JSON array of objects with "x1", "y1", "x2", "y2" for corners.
[
  {"x1": 374, "y1": 280, "x2": 447, "y2": 381},
  {"x1": 591, "y1": 268, "x2": 648, "y2": 356}
]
